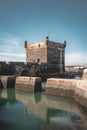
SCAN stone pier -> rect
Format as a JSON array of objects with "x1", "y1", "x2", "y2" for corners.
[
  {"x1": 45, "y1": 69, "x2": 87, "y2": 109},
  {"x1": 0, "y1": 76, "x2": 42, "y2": 92},
  {"x1": 0, "y1": 76, "x2": 9, "y2": 89},
  {"x1": 15, "y1": 77, "x2": 42, "y2": 92},
  {"x1": 45, "y1": 78, "x2": 77, "y2": 97}
]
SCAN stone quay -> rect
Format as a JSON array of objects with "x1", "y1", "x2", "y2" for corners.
[
  {"x1": 0, "y1": 76, "x2": 42, "y2": 92},
  {"x1": 45, "y1": 69, "x2": 87, "y2": 108}
]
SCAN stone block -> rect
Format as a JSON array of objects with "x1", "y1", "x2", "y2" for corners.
[
  {"x1": 46, "y1": 78, "x2": 76, "y2": 97},
  {"x1": 15, "y1": 77, "x2": 42, "y2": 92},
  {"x1": 74, "y1": 80, "x2": 87, "y2": 108},
  {"x1": 0, "y1": 76, "x2": 16, "y2": 89},
  {"x1": 0, "y1": 76, "x2": 8, "y2": 89},
  {"x1": 0, "y1": 76, "x2": 42, "y2": 93}
]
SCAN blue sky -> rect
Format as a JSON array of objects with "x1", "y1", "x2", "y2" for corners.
[{"x1": 0, "y1": 0, "x2": 87, "y2": 65}]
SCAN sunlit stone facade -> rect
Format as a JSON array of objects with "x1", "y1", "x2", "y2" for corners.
[{"x1": 24, "y1": 36, "x2": 66, "y2": 73}]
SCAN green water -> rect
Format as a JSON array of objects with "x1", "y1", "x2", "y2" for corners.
[{"x1": 0, "y1": 89, "x2": 87, "y2": 130}]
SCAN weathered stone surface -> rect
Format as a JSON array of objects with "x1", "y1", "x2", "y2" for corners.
[
  {"x1": 15, "y1": 76, "x2": 42, "y2": 92},
  {"x1": 74, "y1": 80, "x2": 87, "y2": 108},
  {"x1": 45, "y1": 78, "x2": 87, "y2": 108},
  {"x1": 0, "y1": 76, "x2": 42, "y2": 92},
  {"x1": 0, "y1": 76, "x2": 8, "y2": 89},
  {"x1": 0, "y1": 76, "x2": 16, "y2": 89},
  {"x1": 24, "y1": 37, "x2": 66, "y2": 73},
  {"x1": 25, "y1": 38, "x2": 66, "y2": 64},
  {"x1": 0, "y1": 62, "x2": 65, "y2": 79},
  {"x1": 46, "y1": 78, "x2": 76, "y2": 97},
  {"x1": 82, "y1": 69, "x2": 87, "y2": 80}
]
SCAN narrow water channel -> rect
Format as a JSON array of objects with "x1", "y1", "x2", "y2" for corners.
[{"x1": 0, "y1": 88, "x2": 87, "y2": 130}]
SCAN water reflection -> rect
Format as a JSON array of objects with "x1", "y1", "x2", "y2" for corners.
[
  {"x1": 0, "y1": 89, "x2": 87, "y2": 130},
  {"x1": 34, "y1": 92, "x2": 42, "y2": 103}
]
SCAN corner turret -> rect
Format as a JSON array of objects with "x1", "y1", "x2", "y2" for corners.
[
  {"x1": 24, "y1": 40, "x2": 27, "y2": 48},
  {"x1": 45, "y1": 36, "x2": 49, "y2": 45},
  {"x1": 63, "y1": 40, "x2": 66, "y2": 48}
]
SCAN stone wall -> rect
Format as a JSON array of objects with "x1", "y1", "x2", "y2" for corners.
[
  {"x1": 45, "y1": 78, "x2": 87, "y2": 108},
  {"x1": 0, "y1": 61, "x2": 66, "y2": 80},
  {"x1": 82, "y1": 69, "x2": 87, "y2": 80},
  {"x1": 47, "y1": 40, "x2": 65, "y2": 72},
  {"x1": 25, "y1": 41, "x2": 47, "y2": 63},
  {"x1": 45, "y1": 78, "x2": 77, "y2": 97},
  {"x1": 0, "y1": 76, "x2": 42, "y2": 92},
  {"x1": 74, "y1": 80, "x2": 87, "y2": 108},
  {"x1": 0, "y1": 76, "x2": 8, "y2": 89}
]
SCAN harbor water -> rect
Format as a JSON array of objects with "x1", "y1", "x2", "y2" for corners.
[{"x1": 0, "y1": 88, "x2": 87, "y2": 130}]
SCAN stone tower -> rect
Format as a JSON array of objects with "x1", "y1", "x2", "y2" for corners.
[{"x1": 24, "y1": 36, "x2": 66, "y2": 73}]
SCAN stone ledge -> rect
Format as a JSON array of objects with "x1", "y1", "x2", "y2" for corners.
[
  {"x1": 0, "y1": 76, "x2": 42, "y2": 92},
  {"x1": 0, "y1": 76, "x2": 14, "y2": 89},
  {"x1": 45, "y1": 78, "x2": 87, "y2": 108},
  {"x1": 15, "y1": 76, "x2": 42, "y2": 92}
]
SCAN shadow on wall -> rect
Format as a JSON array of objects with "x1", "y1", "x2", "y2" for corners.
[
  {"x1": 21, "y1": 69, "x2": 30, "y2": 76},
  {"x1": 0, "y1": 78, "x2": 4, "y2": 89},
  {"x1": 7, "y1": 76, "x2": 16, "y2": 88},
  {"x1": 34, "y1": 81, "x2": 42, "y2": 92}
]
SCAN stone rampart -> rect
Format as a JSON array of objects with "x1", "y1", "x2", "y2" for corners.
[{"x1": 45, "y1": 78, "x2": 87, "y2": 108}]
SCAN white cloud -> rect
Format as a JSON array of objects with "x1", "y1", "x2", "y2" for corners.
[
  {"x1": 0, "y1": 52, "x2": 25, "y2": 62},
  {"x1": 0, "y1": 32, "x2": 24, "y2": 54},
  {"x1": 0, "y1": 32, "x2": 25, "y2": 61},
  {"x1": 65, "y1": 52, "x2": 87, "y2": 66}
]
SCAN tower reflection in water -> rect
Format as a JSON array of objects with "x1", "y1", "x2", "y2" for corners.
[{"x1": 0, "y1": 88, "x2": 87, "y2": 130}]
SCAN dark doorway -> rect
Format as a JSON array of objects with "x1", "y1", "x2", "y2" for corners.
[{"x1": 37, "y1": 58, "x2": 40, "y2": 63}]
